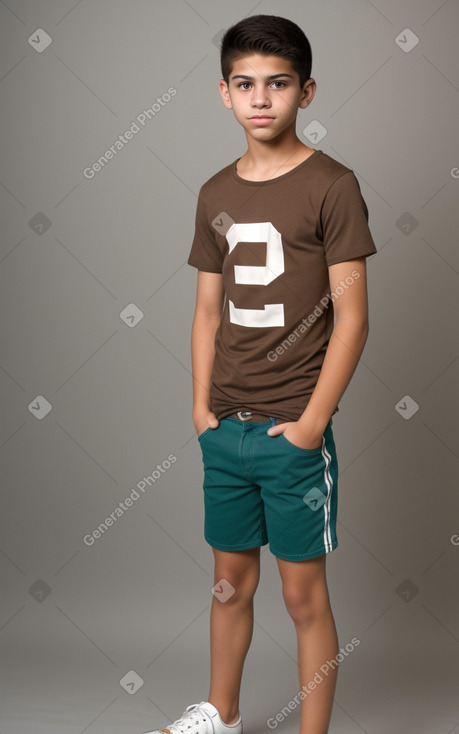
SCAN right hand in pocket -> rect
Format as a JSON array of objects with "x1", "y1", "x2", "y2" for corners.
[{"x1": 193, "y1": 408, "x2": 219, "y2": 437}]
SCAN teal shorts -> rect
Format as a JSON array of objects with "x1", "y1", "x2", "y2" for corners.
[{"x1": 198, "y1": 417, "x2": 338, "y2": 561}]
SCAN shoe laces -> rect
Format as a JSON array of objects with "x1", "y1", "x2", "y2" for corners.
[{"x1": 163, "y1": 702, "x2": 211, "y2": 734}]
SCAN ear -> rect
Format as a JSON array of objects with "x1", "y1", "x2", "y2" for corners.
[
  {"x1": 299, "y1": 77, "x2": 317, "y2": 109},
  {"x1": 219, "y1": 78, "x2": 233, "y2": 110}
]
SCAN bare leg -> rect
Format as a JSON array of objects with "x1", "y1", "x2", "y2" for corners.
[
  {"x1": 208, "y1": 547, "x2": 260, "y2": 725},
  {"x1": 276, "y1": 555, "x2": 338, "y2": 734}
]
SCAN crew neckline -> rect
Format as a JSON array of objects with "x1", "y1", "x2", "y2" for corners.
[{"x1": 232, "y1": 149, "x2": 322, "y2": 186}]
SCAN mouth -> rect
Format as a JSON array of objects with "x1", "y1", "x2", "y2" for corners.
[{"x1": 249, "y1": 115, "x2": 274, "y2": 125}]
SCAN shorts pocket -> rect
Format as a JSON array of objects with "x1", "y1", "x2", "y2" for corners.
[
  {"x1": 279, "y1": 433, "x2": 323, "y2": 455},
  {"x1": 198, "y1": 426, "x2": 218, "y2": 443}
]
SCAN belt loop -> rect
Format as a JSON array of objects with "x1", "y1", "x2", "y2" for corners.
[{"x1": 269, "y1": 417, "x2": 277, "y2": 427}]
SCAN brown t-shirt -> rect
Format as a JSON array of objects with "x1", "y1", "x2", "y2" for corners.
[{"x1": 188, "y1": 150, "x2": 377, "y2": 422}]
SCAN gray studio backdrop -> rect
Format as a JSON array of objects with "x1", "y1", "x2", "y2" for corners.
[{"x1": 1, "y1": 1, "x2": 458, "y2": 733}]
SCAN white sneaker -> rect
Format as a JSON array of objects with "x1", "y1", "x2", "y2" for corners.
[{"x1": 143, "y1": 701, "x2": 242, "y2": 734}]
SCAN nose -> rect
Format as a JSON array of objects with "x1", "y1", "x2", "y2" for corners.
[{"x1": 250, "y1": 83, "x2": 270, "y2": 108}]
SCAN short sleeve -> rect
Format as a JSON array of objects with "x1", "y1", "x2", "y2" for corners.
[
  {"x1": 187, "y1": 189, "x2": 223, "y2": 273},
  {"x1": 321, "y1": 171, "x2": 377, "y2": 266}
]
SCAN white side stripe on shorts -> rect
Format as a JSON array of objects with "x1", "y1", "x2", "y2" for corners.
[{"x1": 321, "y1": 437, "x2": 333, "y2": 553}]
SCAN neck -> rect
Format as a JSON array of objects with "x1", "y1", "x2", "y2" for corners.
[
  {"x1": 243, "y1": 127, "x2": 304, "y2": 167},
  {"x1": 237, "y1": 127, "x2": 314, "y2": 180}
]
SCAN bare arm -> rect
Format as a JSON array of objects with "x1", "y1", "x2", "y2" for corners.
[
  {"x1": 268, "y1": 257, "x2": 370, "y2": 448},
  {"x1": 191, "y1": 270, "x2": 225, "y2": 436}
]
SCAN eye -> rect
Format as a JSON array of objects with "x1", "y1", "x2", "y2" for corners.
[
  {"x1": 238, "y1": 82, "x2": 252, "y2": 90},
  {"x1": 271, "y1": 80, "x2": 287, "y2": 89}
]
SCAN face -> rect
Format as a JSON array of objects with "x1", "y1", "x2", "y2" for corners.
[{"x1": 219, "y1": 54, "x2": 315, "y2": 143}]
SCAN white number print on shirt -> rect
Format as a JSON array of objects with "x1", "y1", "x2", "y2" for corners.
[{"x1": 226, "y1": 222, "x2": 285, "y2": 328}]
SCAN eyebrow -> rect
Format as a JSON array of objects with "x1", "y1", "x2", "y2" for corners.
[{"x1": 231, "y1": 73, "x2": 294, "y2": 81}]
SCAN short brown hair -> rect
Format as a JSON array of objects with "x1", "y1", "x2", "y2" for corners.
[{"x1": 220, "y1": 15, "x2": 313, "y2": 88}]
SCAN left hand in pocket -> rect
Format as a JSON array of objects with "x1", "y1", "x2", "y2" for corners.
[{"x1": 267, "y1": 420, "x2": 322, "y2": 450}]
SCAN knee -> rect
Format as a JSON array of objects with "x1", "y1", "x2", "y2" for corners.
[
  {"x1": 282, "y1": 584, "x2": 330, "y2": 626},
  {"x1": 213, "y1": 562, "x2": 260, "y2": 607}
]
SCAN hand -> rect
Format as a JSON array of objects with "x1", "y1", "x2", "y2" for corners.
[
  {"x1": 193, "y1": 408, "x2": 219, "y2": 437},
  {"x1": 267, "y1": 420, "x2": 322, "y2": 450}
]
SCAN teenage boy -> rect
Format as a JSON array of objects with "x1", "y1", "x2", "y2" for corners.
[{"x1": 145, "y1": 14, "x2": 376, "y2": 734}]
